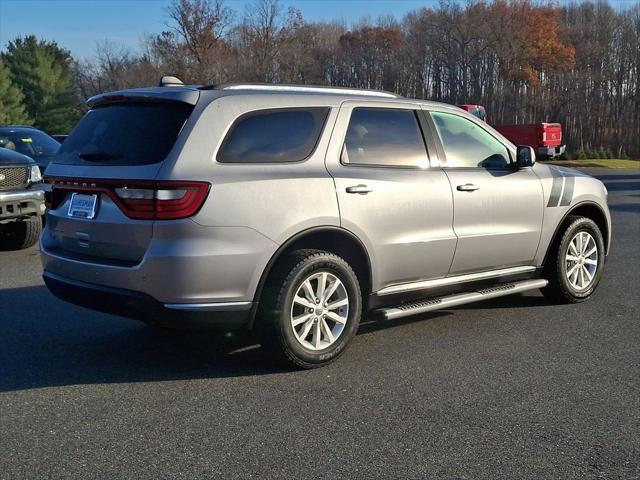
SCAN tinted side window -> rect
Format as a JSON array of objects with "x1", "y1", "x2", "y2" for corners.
[
  {"x1": 218, "y1": 108, "x2": 329, "y2": 163},
  {"x1": 430, "y1": 111, "x2": 509, "y2": 168},
  {"x1": 0, "y1": 130, "x2": 60, "y2": 158},
  {"x1": 342, "y1": 108, "x2": 429, "y2": 168}
]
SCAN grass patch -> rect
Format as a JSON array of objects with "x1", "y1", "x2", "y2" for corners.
[{"x1": 549, "y1": 159, "x2": 640, "y2": 169}]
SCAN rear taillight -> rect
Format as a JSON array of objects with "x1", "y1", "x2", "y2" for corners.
[
  {"x1": 155, "y1": 182, "x2": 210, "y2": 219},
  {"x1": 47, "y1": 179, "x2": 210, "y2": 220}
]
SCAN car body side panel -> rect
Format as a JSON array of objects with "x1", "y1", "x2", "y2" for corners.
[
  {"x1": 420, "y1": 104, "x2": 544, "y2": 275},
  {"x1": 159, "y1": 95, "x2": 341, "y2": 240},
  {"x1": 442, "y1": 167, "x2": 544, "y2": 274},
  {"x1": 419, "y1": 102, "x2": 611, "y2": 271},
  {"x1": 532, "y1": 163, "x2": 611, "y2": 266},
  {"x1": 325, "y1": 100, "x2": 457, "y2": 292},
  {"x1": 153, "y1": 94, "x2": 342, "y2": 300}
]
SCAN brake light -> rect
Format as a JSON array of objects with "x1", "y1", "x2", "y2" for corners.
[
  {"x1": 47, "y1": 179, "x2": 210, "y2": 220},
  {"x1": 155, "y1": 182, "x2": 210, "y2": 220}
]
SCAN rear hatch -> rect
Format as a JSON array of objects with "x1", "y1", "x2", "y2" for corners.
[
  {"x1": 44, "y1": 97, "x2": 198, "y2": 264},
  {"x1": 540, "y1": 123, "x2": 562, "y2": 147}
]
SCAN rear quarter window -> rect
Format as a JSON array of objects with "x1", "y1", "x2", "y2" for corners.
[
  {"x1": 218, "y1": 108, "x2": 329, "y2": 163},
  {"x1": 56, "y1": 102, "x2": 193, "y2": 166}
]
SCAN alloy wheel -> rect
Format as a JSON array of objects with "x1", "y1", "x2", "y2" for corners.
[
  {"x1": 565, "y1": 231, "x2": 598, "y2": 291},
  {"x1": 289, "y1": 271, "x2": 349, "y2": 350}
]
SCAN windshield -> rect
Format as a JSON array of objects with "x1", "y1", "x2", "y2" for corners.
[
  {"x1": 57, "y1": 102, "x2": 194, "y2": 166},
  {"x1": 0, "y1": 129, "x2": 60, "y2": 159}
]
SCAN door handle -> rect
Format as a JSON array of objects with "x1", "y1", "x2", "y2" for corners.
[
  {"x1": 346, "y1": 184, "x2": 373, "y2": 195},
  {"x1": 456, "y1": 183, "x2": 480, "y2": 192}
]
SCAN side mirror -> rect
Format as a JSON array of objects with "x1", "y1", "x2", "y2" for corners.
[{"x1": 516, "y1": 145, "x2": 536, "y2": 168}]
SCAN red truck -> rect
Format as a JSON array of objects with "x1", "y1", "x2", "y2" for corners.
[{"x1": 458, "y1": 104, "x2": 565, "y2": 159}]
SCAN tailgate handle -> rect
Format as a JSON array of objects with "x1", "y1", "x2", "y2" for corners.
[
  {"x1": 346, "y1": 184, "x2": 373, "y2": 195},
  {"x1": 457, "y1": 183, "x2": 480, "y2": 192},
  {"x1": 75, "y1": 231, "x2": 90, "y2": 248}
]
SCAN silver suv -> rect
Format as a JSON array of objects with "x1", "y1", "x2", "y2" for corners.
[{"x1": 41, "y1": 81, "x2": 611, "y2": 368}]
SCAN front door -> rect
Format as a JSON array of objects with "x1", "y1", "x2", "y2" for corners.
[
  {"x1": 325, "y1": 101, "x2": 457, "y2": 293},
  {"x1": 425, "y1": 108, "x2": 544, "y2": 275}
]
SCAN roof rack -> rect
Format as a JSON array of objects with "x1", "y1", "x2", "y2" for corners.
[{"x1": 215, "y1": 84, "x2": 401, "y2": 98}]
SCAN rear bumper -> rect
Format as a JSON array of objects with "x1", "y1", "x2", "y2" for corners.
[
  {"x1": 0, "y1": 188, "x2": 45, "y2": 222},
  {"x1": 43, "y1": 271, "x2": 255, "y2": 330},
  {"x1": 538, "y1": 145, "x2": 565, "y2": 158},
  {"x1": 40, "y1": 221, "x2": 277, "y2": 304}
]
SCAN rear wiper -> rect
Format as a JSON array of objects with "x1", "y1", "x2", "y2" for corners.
[{"x1": 78, "y1": 152, "x2": 123, "y2": 161}]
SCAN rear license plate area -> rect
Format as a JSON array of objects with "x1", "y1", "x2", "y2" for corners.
[{"x1": 68, "y1": 193, "x2": 98, "y2": 219}]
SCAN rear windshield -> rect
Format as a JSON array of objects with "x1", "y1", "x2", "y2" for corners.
[{"x1": 56, "y1": 102, "x2": 193, "y2": 166}]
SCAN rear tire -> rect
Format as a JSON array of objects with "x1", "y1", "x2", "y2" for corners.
[
  {"x1": 542, "y1": 216, "x2": 605, "y2": 303},
  {"x1": 0, "y1": 217, "x2": 42, "y2": 250},
  {"x1": 259, "y1": 249, "x2": 362, "y2": 369}
]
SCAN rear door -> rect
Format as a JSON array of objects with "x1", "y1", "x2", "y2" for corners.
[
  {"x1": 325, "y1": 101, "x2": 457, "y2": 292},
  {"x1": 425, "y1": 108, "x2": 544, "y2": 275},
  {"x1": 43, "y1": 100, "x2": 194, "y2": 263}
]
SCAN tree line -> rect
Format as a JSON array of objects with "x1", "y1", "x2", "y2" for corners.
[{"x1": 1, "y1": 0, "x2": 638, "y2": 157}]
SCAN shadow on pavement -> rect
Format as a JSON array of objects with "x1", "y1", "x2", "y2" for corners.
[
  {"x1": 1, "y1": 284, "x2": 554, "y2": 392},
  {"x1": 0, "y1": 286, "x2": 292, "y2": 393}
]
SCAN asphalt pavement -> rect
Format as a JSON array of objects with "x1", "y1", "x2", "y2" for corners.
[{"x1": 1, "y1": 168, "x2": 639, "y2": 479}]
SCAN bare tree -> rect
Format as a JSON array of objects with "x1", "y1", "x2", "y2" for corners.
[
  {"x1": 72, "y1": 0, "x2": 639, "y2": 157},
  {"x1": 161, "y1": 0, "x2": 234, "y2": 83},
  {"x1": 167, "y1": 0, "x2": 233, "y2": 62}
]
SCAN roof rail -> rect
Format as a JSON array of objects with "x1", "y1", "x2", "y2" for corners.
[{"x1": 217, "y1": 84, "x2": 401, "y2": 98}]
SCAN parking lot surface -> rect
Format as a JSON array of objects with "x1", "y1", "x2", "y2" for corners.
[{"x1": 1, "y1": 168, "x2": 639, "y2": 479}]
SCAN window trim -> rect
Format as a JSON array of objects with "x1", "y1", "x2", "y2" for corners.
[
  {"x1": 216, "y1": 107, "x2": 330, "y2": 165},
  {"x1": 426, "y1": 109, "x2": 515, "y2": 170},
  {"x1": 339, "y1": 106, "x2": 433, "y2": 170}
]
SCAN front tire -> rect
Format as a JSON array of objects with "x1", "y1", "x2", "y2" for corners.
[
  {"x1": 542, "y1": 216, "x2": 605, "y2": 303},
  {"x1": 260, "y1": 249, "x2": 362, "y2": 369},
  {"x1": 0, "y1": 217, "x2": 42, "y2": 250}
]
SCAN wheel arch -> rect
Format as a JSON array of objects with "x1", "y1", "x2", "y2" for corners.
[
  {"x1": 250, "y1": 226, "x2": 372, "y2": 327},
  {"x1": 543, "y1": 201, "x2": 610, "y2": 267}
]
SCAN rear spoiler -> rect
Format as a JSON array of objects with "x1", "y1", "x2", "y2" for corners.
[{"x1": 87, "y1": 87, "x2": 200, "y2": 108}]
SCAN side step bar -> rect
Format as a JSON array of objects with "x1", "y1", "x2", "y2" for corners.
[{"x1": 376, "y1": 279, "x2": 549, "y2": 321}]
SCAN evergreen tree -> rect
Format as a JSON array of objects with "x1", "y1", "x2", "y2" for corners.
[
  {"x1": 0, "y1": 60, "x2": 32, "y2": 125},
  {"x1": 1, "y1": 35, "x2": 80, "y2": 133}
]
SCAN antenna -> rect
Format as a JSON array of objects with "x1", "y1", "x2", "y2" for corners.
[{"x1": 159, "y1": 76, "x2": 184, "y2": 87}]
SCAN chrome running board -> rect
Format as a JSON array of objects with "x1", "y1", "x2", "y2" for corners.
[
  {"x1": 376, "y1": 266, "x2": 537, "y2": 296},
  {"x1": 376, "y1": 279, "x2": 548, "y2": 321}
]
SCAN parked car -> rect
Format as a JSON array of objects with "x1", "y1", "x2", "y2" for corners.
[
  {"x1": 457, "y1": 105, "x2": 566, "y2": 158},
  {"x1": 41, "y1": 81, "x2": 611, "y2": 368},
  {"x1": 0, "y1": 125, "x2": 61, "y2": 171},
  {"x1": 0, "y1": 148, "x2": 45, "y2": 249}
]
